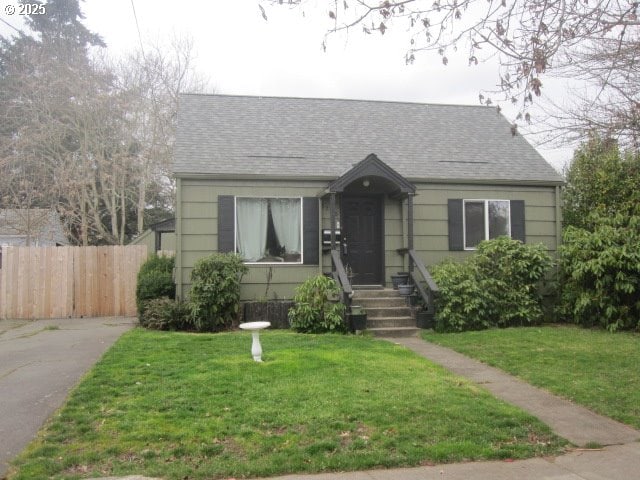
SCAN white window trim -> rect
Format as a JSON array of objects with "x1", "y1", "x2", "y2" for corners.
[
  {"x1": 462, "y1": 199, "x2": 511, "y2": 250},
  {"x1": 234, "y1": 196, "x2": 304, "y2": 265}
]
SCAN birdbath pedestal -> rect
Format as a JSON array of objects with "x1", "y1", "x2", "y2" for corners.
[{"x1": 239, "y1": 321, "x2": 271, "y2": 362}]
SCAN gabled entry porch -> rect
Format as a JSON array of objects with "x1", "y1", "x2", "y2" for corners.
[
  {"x1": 322, "y1": 153, "x2": 439, "y2": 335},
  {"x1": 326, "y1": 153, "x2": 415, "y2": 286}
]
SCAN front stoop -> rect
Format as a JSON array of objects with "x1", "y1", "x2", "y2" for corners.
[{"x1": 352, "y1": 288, "x2": 419, "y2": 337}]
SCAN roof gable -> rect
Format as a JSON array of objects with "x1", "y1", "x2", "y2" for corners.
[
  {"x1": 330, "y1": 153, "x2": 415, "y2": 194},
  {"x1": 174, "y1": 94, "x2": 564, "y2": 184}
]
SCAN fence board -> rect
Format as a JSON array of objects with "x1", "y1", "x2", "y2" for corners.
[
  {"x1": 0, "y1": 245, "x2": 147, "y2": 319},
  {"x1": 73, "y1": 247, "x2": 83, "y2": 317},
  {"x1": 0, "y1": 246, "x2": 7, "y2": 314}
]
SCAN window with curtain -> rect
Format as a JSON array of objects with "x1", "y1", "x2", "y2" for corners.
[
  {"x1": 235, "y1": 197, "x2": 302, "y2": 263},
  {"x1": 463, "y1": 199, "x2": 511, "y2": 249}
]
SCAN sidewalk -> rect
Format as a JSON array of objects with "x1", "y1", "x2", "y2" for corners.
[{"x1": 93, "y1": 442, "x2": 640, "y2": 480}]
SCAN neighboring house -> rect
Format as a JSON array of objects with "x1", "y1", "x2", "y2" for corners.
[
  {"x1": 130, "y1": 218, "x2": 176, "y2": 254},
  {"x1": 0, "y1": 209, "x2": 68, "y2": 247},
  {"x1": 173, "y1": 94, "x2": 564, "y2": 301}
]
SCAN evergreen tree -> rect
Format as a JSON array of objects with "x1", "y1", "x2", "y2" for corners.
[{"x1": 563, "y1": 137, "x2": 640, "y2": 230}]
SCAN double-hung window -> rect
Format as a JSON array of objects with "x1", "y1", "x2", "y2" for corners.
[
  {"x1": 235, "y1": 197, "x2": 302, "y2": 263},
  {"x1": 463, "y1": 199, "x2": 510, "y2": 249}
]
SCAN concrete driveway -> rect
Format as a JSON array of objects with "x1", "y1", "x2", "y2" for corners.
[{"x1": 0, "y1": 317, "x2": 136, "y2": 478}]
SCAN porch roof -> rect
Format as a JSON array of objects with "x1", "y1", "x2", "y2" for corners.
[
  {"x1": 174, "y1": 94, "x2": 564, "y2": 185},
  {"x1": 328, "y1": 153, "x2": 415, "y2": 195}
]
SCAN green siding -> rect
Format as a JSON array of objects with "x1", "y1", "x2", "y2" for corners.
[
  {"x1": 130, "y1": 229, "x2": 176, "y2": 253},
  {"x1": 159, "y1": 232, "x2": 176, "y2": 252},
  {"x1": 410, "y1": 184, "x2": 558, "y2": 269},
  {"x1": 130, "y1": 229, "x2": 154, "y2": 251},
  {"x1": 178, "y1": 179, "x2": 325, "y2": 301},
  {"x1": 177, "y1": 177, "x2": 560, "y2": 300}
]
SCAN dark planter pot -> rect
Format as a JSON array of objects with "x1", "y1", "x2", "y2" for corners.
[
  {"x1": 390, "y1": 275, "x2": 405, "y2": 290},
  {"x1": 394, "y1": 272, "x2": 409, "y2": 288},
  {"x1": 398, "y1": 284, "x2": 414, "y2": 296},
  {"x1": 243, "y1": 300, "x2": 294, "y2": 329},
  {"x1": 416, "y1": 310, "x2": 434, "y2": 329},
  {"x1": 349, "y1": 313, "x2": 368, "y2": 332}
]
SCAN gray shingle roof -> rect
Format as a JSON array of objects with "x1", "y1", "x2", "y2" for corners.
[
  {"x1": 174, "y1": 94, "x2": 563, "y2": 184},
  {"x1": 0, "y1": 209, "x2": 68, "y2": 246}
]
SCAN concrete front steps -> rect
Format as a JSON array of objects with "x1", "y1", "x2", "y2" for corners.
[{"x1": 351, "y1": 288, "x2": 419, "y2": 337}]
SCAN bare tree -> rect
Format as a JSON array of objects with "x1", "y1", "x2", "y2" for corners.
[
  {"x1": 535, "y1": 35, "x2": 640, "y2": 148},
  {"x1": 1, "y1": 21, "x2": 210, "y2": 245},
  {"x1": 263, "y1": 1, "x2": 639, "y2": 143},
  {"x1": 113, "y1": 35, "x2": 210, "y2": 236}
]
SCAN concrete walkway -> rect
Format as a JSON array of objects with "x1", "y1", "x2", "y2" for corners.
[{"x1": 0, "y1": 317, "x2": 136, "y2": 478}]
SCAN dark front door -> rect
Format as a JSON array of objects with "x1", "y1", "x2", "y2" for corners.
[{"x1": 342, "y1": 195, "x2": 383, "y2": 285}]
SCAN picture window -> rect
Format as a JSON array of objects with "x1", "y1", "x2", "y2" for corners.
[{"x1": 235, "y1": 197, "x2": 302, "y2": 263}]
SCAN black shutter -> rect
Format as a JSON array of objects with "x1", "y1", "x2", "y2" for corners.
[
  {"x1": 510, "y1": 200, "x2": 526, "y2": 242},
  {"x1": 448, "y1": 199, "x2": 464, "y2": 251},
  {"x1": 303, "y1": 197, "x2": 319, "y2": 265},
  {"x1": 217, "y1": 195, "x2": 235, "y2": 253}
]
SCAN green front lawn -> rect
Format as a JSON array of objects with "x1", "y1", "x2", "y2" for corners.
[
  {"x1": 423, "y1": 325, "x2": 640, "y2": 429},
  {"x1": 11, "y1": 330, "x2": 565, "y2": 479}
]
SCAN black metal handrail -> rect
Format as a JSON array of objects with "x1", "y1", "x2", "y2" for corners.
[
  {"x1": 408, "y1": 249, "x2": 439, "y2": 316},
  {"x1": 331, "y1": 249, "x2": 353, "y2": 310}
]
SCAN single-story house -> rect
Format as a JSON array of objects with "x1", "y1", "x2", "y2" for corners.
[
  {"x1": 173, "y1": 94, "x2": 564, "y2": 302},
  {"x1": 0, "y1": 209, "x2": 68, "y2": 247}
]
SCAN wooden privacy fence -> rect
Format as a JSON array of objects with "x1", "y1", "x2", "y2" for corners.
[{"x1": 0, "y1": 245, "x2": 147, "y2": 319}]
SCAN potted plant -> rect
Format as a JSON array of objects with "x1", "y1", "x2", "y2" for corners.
[
  {"x1": 398, "y1": 283, "x2": 414, "y2": 296},
  {"x1": 349, "y1": 305, "x2": 367, "y2": 332}
]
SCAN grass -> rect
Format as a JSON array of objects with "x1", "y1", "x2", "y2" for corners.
[
  {"x1": 423, "y1": 325, "x2": 640, "y2": 429},
  {"x1": 10, "y1": 329, "x2": 565, "y2": 479}
]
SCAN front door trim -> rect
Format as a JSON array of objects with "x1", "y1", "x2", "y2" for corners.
[{"x1": 341, "y1": 194, "x2": 385, "y2": 286}]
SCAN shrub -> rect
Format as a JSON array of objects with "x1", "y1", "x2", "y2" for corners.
[
  {"x1": 431, "y1": 259, "x2": 491, "y2": 332},
  {"x1": 288, "y1": 275, "x2": 346, "y2": 333},
  {"x1": 188, "y1": 253, "x2": 248, "y2": 332},
  {"x1": 139, "y1": 297, "x2": 191, "y2": 331},
  {"x1": 559, "y1": 213, "x2": 640, "y2": 331},
  {"x1": 136, "y1": 254, "x2": 175, "y2": 318},
  {"x1": 432, "y1": 237, "x2": 552, "y2": 332}
]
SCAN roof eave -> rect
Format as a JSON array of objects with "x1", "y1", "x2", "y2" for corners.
[{"x1": 174, "y1": 171, "x2": 564, "y2": 186}]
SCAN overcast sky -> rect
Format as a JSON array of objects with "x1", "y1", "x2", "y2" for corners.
[{"x1": 2, "y1": 0, "x2": 573, "y2": 170}]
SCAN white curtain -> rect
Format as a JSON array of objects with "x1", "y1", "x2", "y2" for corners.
[
  {"x1": 236, "y1": 198, "x2": 268, "y2": 261},
  {"x1": 270, "y1": 198, "x2": 301, "y2": 254}
]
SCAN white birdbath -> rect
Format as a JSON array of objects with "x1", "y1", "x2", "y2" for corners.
[{"x1": 239, "y1": 321, "x2": 271, "y2": 362}]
